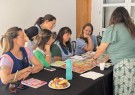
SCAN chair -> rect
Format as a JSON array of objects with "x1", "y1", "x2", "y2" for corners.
[
  {"x1": 71, "y1": 41, "x2": 76, "y2": 55},
  {"x1": 96, "y1": 35, "x2": 102, "y2": 46}
]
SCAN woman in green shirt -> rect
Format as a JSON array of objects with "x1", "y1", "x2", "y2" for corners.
[
  {"x1": 33, "y1": 29, "x2": 53, "y2": 68},
  {"x1": 51, "y1": 27, "x2": 73, "y2": 61},
  {"x1": 90, "y1": 7, "x2": 135, "y2": 95}
]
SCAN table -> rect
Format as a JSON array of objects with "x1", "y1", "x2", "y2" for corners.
[{"x1": 0, "y1": 66, "x2": 113, "y2": 95}]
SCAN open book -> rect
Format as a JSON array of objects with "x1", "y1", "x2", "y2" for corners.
[{"x1": 21, "y1": 78, "x2": 47, "y2": 88}]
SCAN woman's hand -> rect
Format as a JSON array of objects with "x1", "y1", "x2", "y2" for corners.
[
  {"x1": 84, "y1": 34, "x2": 90, "y2": 39},
  {"x1": 17, "y1": 67, "x2": 32, "y2": 80},
  {"x1": 31, "y1": 66, "x2": 38, "y2": 74},
  {"x1": 17, "y1": 71, "x2": 31, "y2": 80},
  {"x1": 45, "y1": 45, "x2": 51, "y2": 51},
  {"x1": 89, "y1": 58, "x2": 97, "y2": 66},
  {"x1": 21, "y1": 66, "x2": 33, "y2": 73}
]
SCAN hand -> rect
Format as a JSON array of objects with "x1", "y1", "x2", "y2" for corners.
[
  {"x1": 96, "y1": 46, "x2": 99, "y2": 50},
  {"x1": 21, "y1": 66, "x2": 32, "y2": 73},
  {"x1": 31, "y1": 67, "x2": 36, "y2": 74},
  {"x1": 84, "y1": 34, "x2": 90, "y2": 39},
  {"x1": 89, "y1": 58, "x2": 97, "y2": 66},
  {"x1": 45, "y1": 45, "x2": 50, "y2": 51},
  {"x1": 17, "y1": 72, "x2": 31, "y2": 80},
  {"x1": 30, "y1": 66, "x2": 41, "y2": 74}
]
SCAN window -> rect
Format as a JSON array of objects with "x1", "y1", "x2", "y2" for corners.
[{"x1": 99, "y1": 0, "x2": 135, "y2": 35}]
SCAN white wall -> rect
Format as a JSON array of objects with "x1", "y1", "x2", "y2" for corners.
[
  {"x1": 91, "y1": 0, "x2": 101, "y2": 36},
  {"x1": 0, "y1": 0, "x2": 76, "y2": 40}
]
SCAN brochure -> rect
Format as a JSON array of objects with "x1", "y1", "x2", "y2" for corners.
[{"x1": 21, "y1": 78, "x2": 47, "y2": 88}]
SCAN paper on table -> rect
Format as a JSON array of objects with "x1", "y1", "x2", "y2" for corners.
[
  {"x1": 80, "y1": 71, "x2": 104, "y2": 80},
  {"x1": 51, "y1": 61, "x2": 65, "y2": 67},
  {"x1": 70, "y1": 55, "x2": 85, "y2": 60}
]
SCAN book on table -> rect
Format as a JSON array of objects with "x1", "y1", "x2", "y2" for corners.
[{"x1": 21, "y1": 78, "x2": 47, "y2": 88}]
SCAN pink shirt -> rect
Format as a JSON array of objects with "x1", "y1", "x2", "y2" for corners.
[{"x1": 0, "y1": 47, "x2": 33, "y2": 72}]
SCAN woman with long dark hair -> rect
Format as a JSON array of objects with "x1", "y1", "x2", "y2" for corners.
[
  {"x1": 25, "y1": 14, "x2": 56, "y2": 50},
  {"x1": 90, "y1": 7, "x2": 135, "y2": 95},
  {"x1": 51, "y1": 27, "x2": 73, "y2": 61}
]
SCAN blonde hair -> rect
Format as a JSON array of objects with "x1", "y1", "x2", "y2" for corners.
[
  {"x1": 33, "y1": 29, "x2": 52, "y2": 50},
  {"x1": 0, "y1": 27, "x2": 22, "y2": 54}
]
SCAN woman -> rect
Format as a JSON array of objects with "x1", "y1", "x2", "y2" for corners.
[
  {"x1": 75, "y1": 23, "x2": 97, "y2": 55},
  {"x1": 25, "y1": 14, "x2": 56, "y2": 50},
  {"x1": 34, "y1": 14, "x2": 56, "y2": 31},
  {"x1": 51, "y1": 27, "x2": 73, "y2": 61},
  {"x1": 33, "y1": 29, "x2": 53, "y2": 69},
  {"x1": 0, "y1": 27, "x2": 43, "y2": 85},
  {"x1": 90, "y1": 7, "x2": 135, "y2": 95}
]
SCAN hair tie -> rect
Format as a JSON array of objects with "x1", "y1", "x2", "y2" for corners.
[{"x1": 40, "y1": 17, "x2": 44, "y2": 21}]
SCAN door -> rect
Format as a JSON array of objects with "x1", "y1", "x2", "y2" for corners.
[{"x1": 76, "y1": 0, "x2": 91, "y2": 38}]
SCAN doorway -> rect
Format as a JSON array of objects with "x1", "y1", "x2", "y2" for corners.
[{"x1": 76, "y1": 0, "x2": 91, "y2": 38}]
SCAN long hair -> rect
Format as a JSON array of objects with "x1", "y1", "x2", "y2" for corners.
[
  {"x1": 0, "y1": 27, "x2": 22, "y2": 54},
  {"x1": 79, "y1": 23, "x2": 93, "y2": 43},
  {"x1": 109, "y1": 7, "x2": 135, "y2": 38},
  {"x1": 33, "y1": 29, "x2": 52, "y2": 50},
  {"x1": 54, "y1": 27, "x2": 72, "y2": 54},
  {"x1": 34, "y1": 14, "x2": 56, "y2": 25}
]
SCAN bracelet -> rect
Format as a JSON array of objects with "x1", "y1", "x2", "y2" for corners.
[{"x1": 46, "y1": 54, "x2": 50, "y2": 56}]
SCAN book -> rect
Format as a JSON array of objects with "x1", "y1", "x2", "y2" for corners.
[
  {"x1": 21, "y1": 78, "x2": 47, "y2": 88},
  {"x1": 51, "y1": 61, "x2": 65, "y2": 67}
]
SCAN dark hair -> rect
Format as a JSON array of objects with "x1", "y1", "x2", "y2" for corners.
[
  {"x1": 33, "y1": 29, "x2": 52, "y2": 50},
  {"x1": 35, "y1": 14, "x2": 56, "y2": 25},
  {"x1": 109, "y1": 7, "x2": 135, "y2": 38},
  {"x1": 79, "y1": 23, "x2": 93, "y2": 43},
  {"x1": 0, "y1": 27, "x2": 22, "y2": 54},
  {"x1": 24, "y1": 26, "x2": 38, "y2": 41},
  {"x1": 54, "y1": 27, "x2": 72, "y2": 55}
]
